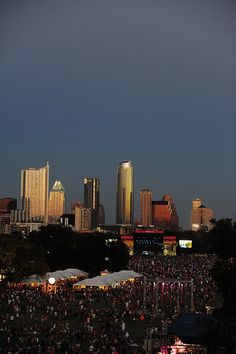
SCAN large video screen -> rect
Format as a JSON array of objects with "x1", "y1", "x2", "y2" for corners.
[{"x1": 179, "y1": 240, "x2": 192, "y2": 248}]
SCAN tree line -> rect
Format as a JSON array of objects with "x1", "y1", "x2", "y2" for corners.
[{"x1": 0, "y1": 225, "x2": 129, "y2": 287}]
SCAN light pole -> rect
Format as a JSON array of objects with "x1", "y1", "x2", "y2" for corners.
[{"x1": 47, "y1": 277, "x2": 57, "y2": 293}]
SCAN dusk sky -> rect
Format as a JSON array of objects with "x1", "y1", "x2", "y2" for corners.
[{"x1": 0, "y1": 0, "x2": 235, "y2": 229}]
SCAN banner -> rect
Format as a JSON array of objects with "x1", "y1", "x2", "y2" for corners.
[
  {"x1": 163, "y1": 236, "x2": 176, "y2": 256},
  {"x1": 121, "y1": 235, "x2": 134, "y2": 255}
]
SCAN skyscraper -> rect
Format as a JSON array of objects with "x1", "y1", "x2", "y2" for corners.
[
  {"x1": 48, "y1": 180, "x2": 65, "y2": 222},
  {"x1": 116, "y1": 160, "x2": 134, "y2": 225},
  {"x1": 191, "y1": 198, "x2": 214, "y2": 231},
  {"x1": 140, "y1": 189, "x2": 152, "y2": 226},
  {"x1": 21, "y1": 162, "x2": 49, "y2": 223},
  {"x1": 84, "y1": 178, "x2": 100, "y2": 228}
]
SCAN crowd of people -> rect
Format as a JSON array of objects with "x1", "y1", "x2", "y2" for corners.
[
  {"x1": 0, "y1": 254, "x2": 219, "y2": 353},
  {"x1": 129, "y1": 254, "x2": 219, "y2": 313},
  {"x1": 0, "y1": 285, "x2": 141, "y2": 353}
]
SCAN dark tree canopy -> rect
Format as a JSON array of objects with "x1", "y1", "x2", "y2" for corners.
[
  {"x1": 0, "y1": 233, "x2": 47, "y2": 289},
  {"x1": 208, "y1": 218, "x2": 236, "y2": 258},
  {"x1": 208, "y1": 219, "x2": 236, "y2": 352},
  {"x1": 105, "y1": 241, "x2": 130, "y2": 272},
  {"x1": 28, "y1": 225, "x2": 129, "y2": 275}
]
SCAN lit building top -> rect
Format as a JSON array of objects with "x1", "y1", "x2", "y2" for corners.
[
  {"x1": 51, "y1": 180, "x2": 65, "y2": 192},
  {"x1": 120, "y1": 160, "x2": 132, "y2": 168}
]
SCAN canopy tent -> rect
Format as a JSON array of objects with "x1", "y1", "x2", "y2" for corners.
[
  {"x1": 21, "y1": 268, "x2": 88, "y2": 285},
  {"x1": 107, "y1": 270, "x2": 141, "y2": 283},
  {"x1": 48, "y1": 268, "x2": 88, "y2": 280},
  {"x1": 73, "y1": 276, "x2": 112, "y2": 290},
  {"x1": 118, "y1": 270, "x2": 142, "y2": 278},
  {"x1": 73, "y1": 270, "x2": 142, "y2": 290}
]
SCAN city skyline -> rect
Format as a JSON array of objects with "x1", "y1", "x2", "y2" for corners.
[
  {"x1": 0, "y1": 1, "x2": 235, "y2": 228},
  {"x1": 0, "y1": 159, "x2": 228, "y2": 230}
]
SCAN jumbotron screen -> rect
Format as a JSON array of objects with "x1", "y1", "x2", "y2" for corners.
[{"x1": 179, "y1": 240, "x2": 192, "y2": 248}]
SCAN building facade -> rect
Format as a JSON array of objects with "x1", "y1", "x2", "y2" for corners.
[
  {"x1": 21, "y1": 162, "x2": 49, "y2": 223},
  {"x1": 48, "y1": 180, "x2": 65, "y2": 222},
  {"x1": 0, "y1": 198, "x2": 17, "y2": 214},
  {"x1": 84, "y1": 178, "x2": 100, "y2": 228},
  {"x1": 98, "y1": 204, "x2": 105, "y2": 225},
  {"x1": 152, "y1": 194, "x2": 179, "y2": 231},
  {"x1": 74, "y1": 205, "x2": 92, "y2": 231},
  {"x1": 140, "y1": 189, "x2": 152, "y2": 226},
  {"x1": 191, "y1": 199, "x2": 214, "y2": 231},
  {"x1": 116, "y1": 160, "x2": 134, "y2": 225}
]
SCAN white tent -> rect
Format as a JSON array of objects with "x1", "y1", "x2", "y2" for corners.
[
  {"x1": 106, "y1": 270, "x2": 142, "y2": 283},
  {"x1": 73, "y1": 276, "x2": 112, "y2": 289},
  {"x1": 73, "y1": 270, "x2": 142, "y2": 289},
  {"x1": 47, "y1": 268, "x2": 88, "y2": 280},
  {"x1": 118, "y1": 270, "x2": 142, "y2": 278},
  {"x1": 21, "y1": 268, "x2": 88, "y2": 284}
]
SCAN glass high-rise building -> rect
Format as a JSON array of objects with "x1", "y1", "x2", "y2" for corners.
[
  {"x1": 84, "y1": 178, "x2": 100, "y2": 228},
  {"x1": 116, "y1": 160, "x2": 134, "y2": 225},
  {"x1": 140, "y1": 189, "x2": 152, "y2": 226},
  {"x1": 48, "y1": 180, "x2": 65, "y2": 222},
  {"x1": 21, "y1": 162, "x2": 49, "y2": 223}
]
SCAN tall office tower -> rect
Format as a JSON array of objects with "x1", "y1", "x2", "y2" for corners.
[
  {"x1": 152, "y1": 194, "x2": 179, "y2": 231},
  {"x1": 48, "y1": 180, "x2": 65, "y2": 222},
  {"x1": 140, "y1": 189, "x2": 152, "y2": 226},
  {"x1": 116, "y1": 160, "x2": 134, "y2": 225},
  {"x1": 74, "y1": 206, "x2": 92, "y2": 231},
  {"x1": 21, "y1": 162, "x2": 49, "y2": 223},
  {"x1": 191, "y1": 199, "x2": 214, "y2": 231},
  {"x1": 84, "y1": 178, "x2": 100, "y2": 228}
]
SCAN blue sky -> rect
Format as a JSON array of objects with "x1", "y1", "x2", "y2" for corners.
[{"x1": 0, "y1": 0, "x2": 235, "y2": 228}]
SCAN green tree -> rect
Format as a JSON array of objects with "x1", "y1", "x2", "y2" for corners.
[
  {"x1": 106, "y1": 241, "x2": 129, "y2": 272},
  {"x1": 209, "y1": 219, "x2": 236, "y2": 352},
  {"x1": 28, "y1": 225, "x2": 130, "y2": 275},
  {"x1": 0, "y1": 233, "x2": 47, "y2": 291},
  {"x1": 209, "y1": 218, "x2": 236, "y2": 258}
]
